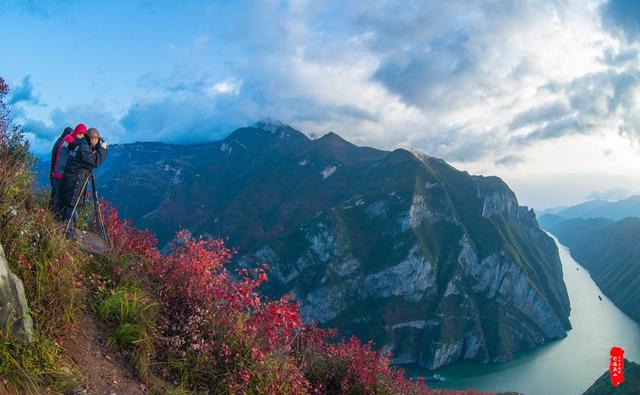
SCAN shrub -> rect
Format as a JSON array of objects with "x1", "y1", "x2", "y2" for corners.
[
  {"x1": 0, "y1": 77, "x2": 82, "y2": 392},
  {"x1": 107, "y1": 323, "x2": 145, "y2": 348},
  {"x1": 0, "y1": 330, "x2": 76, "y2": 393},
  {"x1": 99, "y1": 204, "x2": 438, "y2": 394},
  {"x1": 97, "y1": 286, "x2": 157, "y2": 327}
]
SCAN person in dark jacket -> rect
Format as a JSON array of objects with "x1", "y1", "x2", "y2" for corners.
[
  {"x1": 61, "y1": 127, "x2": 107, "y2": 238},
  {"x1": 50, "y1": 127, "x2": 72, "y2": 177},
  {"x1": 49, "y1": 126, "x2": 72, "y2": 213},
  {"x1": 49, "y1": 124, "x2": 86, "y2": 218}
]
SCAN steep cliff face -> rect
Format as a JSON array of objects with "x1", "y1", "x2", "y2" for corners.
[
  {"x1": 35, "y1": 121, "x2": 571, "y2": 369},
  {"x1": 237, "y1": 140, "x2": 571, "y2": 370}
]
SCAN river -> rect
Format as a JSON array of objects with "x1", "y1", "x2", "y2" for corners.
[{"x1": 405, "y1": 236, "x2": 640, "y2": 395}]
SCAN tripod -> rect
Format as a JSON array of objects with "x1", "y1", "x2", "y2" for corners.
[{"x1": 64, "y1": 172, "x2": 110, "y2": 249}]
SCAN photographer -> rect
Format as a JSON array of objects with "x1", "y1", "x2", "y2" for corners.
[
  {"x1": 49, "y1": 124, "x2": 86, "y2": 219},
  {"x1": 60, "y1": 127, "x2": 108, "y2": 238}
]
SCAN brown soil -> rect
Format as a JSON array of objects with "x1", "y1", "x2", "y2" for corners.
[
  {"x1": 64, "y1": 231, "x2": 172, "y2": 395},
  {"x1": 63, "y1": 308, "x2": 147, "y2": 395},
  {"x1": 0, "y1": 382, "x2": 19, "y2": 395},
  {"x1": 62, "y1": 229, "x2": 144, "y2": 394}
]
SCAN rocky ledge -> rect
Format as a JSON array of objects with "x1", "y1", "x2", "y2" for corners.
[{"x1": 0, "y1": 243, "x2": 33, "y2": 343}]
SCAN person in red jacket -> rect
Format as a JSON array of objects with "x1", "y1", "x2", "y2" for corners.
[
  {"x1": 50, "y1": 123, "x2": 86, "y2": 219},
  {"x1": 49, "y1": 126, "x2": 72, "y2": 213}
]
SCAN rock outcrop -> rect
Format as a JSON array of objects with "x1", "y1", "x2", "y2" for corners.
[
  {"x1": 230, "y1": 130, "x2": 571, "y2": 370},
  {"x1": 583, "y1": 359, "x2": 640, "y2": 395},
  {"x1": 0, "y1": 243, "x2": 33, "y2": 343}
]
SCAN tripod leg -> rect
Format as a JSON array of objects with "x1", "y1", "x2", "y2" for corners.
[
  {"x1": 90, "y1": 174, "x2": 100, "y2": 229},
  {"x1": 90, "y1": 173, "x2": 110, "y2": 249},
  {"x1": 64, "y1": 175, "x2": 91, "y2": 236}
]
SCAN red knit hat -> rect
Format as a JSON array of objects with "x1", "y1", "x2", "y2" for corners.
[{"x1": 72, "y1": 123, "x2": 87, "y2": 137}]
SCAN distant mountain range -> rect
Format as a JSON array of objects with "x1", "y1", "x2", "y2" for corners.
[
  {"x1": 35, "y1": 121, "x2": 571, "y2": 369},
  {"x1": 541, "y1": 216, "x2": 640, "y2": 323},
  {"x1": 537, "y1": 195, "x2": 640, "y2": 324},
  {"x1": 538, "y1": 195, "x2": 640, "y2": 222}
]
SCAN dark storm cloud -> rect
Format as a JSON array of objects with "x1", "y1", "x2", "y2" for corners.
[
  {"x1": 118, "y1": 95, "x2": 380, "y2": 145},
  {"x1": 509, "y1": 102, "x2": 571, "y2": 130},
  {"x1": 600, "y1": 46, "x2": 639, "y2": 66},
  {"x1": 570, "y1": 70, "x2": 640, "y2": 138},
  {"x1": 411, "y1": 123, "x2": 499, "y2": 163},
  {"x1": 19, "y1": 104, "x2": 123, "y2": 153},
  {"x1": 350, "y1": 1, "x2": 536, "y2": 111},
  {"x1": 119, "y1": 96, "x2": 239, "y2": 144},
  {"x1": 513, "y1": 118, "x2": 591, "y2": 146},
  {"x1": 8, "y1": 75, "x2": 40, "y2": 106},
  {"x1": 530, "y1": 68, "x2": 640, "y2": 143},
  {"x1": 119, "y1": 71, "x2": 381, "y2": 145},
  {"x1": 372, "y1": 28, "x2": 474, "y2": 108},
  {"x1": 495, "y1": 154, "x2": 525, "y2": 168}
]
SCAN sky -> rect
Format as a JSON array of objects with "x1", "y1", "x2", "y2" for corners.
[{"x1": 1, "y1": 0, "x2": 640, "y2": 209}]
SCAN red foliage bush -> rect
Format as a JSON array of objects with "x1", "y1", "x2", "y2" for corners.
[
  {"x1": 102, "y1": 204, "x2": 488, "y2": 394},
  {"x1": 104, "y1": 205, "x2": 309, "y2": 392},
  {"x1": 0, "y1": 78, "x2": 8, "y2": 136}
]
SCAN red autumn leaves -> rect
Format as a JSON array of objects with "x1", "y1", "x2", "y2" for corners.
[{"x1": 102, "y1": 203, "x2": 458, "y2": 394}]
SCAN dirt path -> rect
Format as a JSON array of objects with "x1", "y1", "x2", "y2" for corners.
[
  {"x1": 0, "y1": 382, "x2": 19, "y2": 395},
  {"x1": 62, "y1": 229, "x2": 144, "y2": 394},
  {"x1": 63, "y1": 308, "x2": 147, "y2": 395}
]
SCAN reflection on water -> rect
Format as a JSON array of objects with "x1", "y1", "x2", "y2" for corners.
[{"x1": 404, "y1": 236, "x2": 640, "y2": 395}]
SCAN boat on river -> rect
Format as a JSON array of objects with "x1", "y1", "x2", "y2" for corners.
[{"x1": 426, "y1": 374, "x2": 445, "y2": 382}]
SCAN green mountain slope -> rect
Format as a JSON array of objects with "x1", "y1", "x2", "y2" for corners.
[
  {"x1": 583, "y1": 360, "x2": 640, "y2": 395},
  {"x1": 544, "y1": 217, "x2": 640, "y2": 322}
]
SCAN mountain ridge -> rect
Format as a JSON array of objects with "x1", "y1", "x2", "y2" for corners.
[
  {"x1": 538, "y1": 195, "x2": 640, "y2": 221},
  {"x1": 35, "y1": 122, "x2": 571, "y2": 369}
]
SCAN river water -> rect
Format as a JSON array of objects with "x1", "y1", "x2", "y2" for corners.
[{"x1": 405, "y1": 236, "x2": 640, "y2": 395}]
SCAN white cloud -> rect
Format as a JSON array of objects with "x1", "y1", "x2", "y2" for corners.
[
  {"x1": 205, "y1": 78, "x2": 243, "y2": 97},
  {"x1": 12, "y1": 0, "x2": 640, "y2": 207}
]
